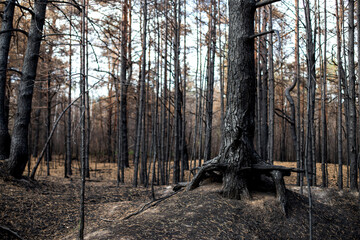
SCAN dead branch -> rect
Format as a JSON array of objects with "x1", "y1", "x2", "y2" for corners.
[
  {"x1": 255, "y1": 0, "x2": 281, "y2": 8},
  {"x1": 249, "y1": 30, "x2": 275, "y2": 39},
  {"x1": 123, "y1": 190, "x2": 182, "y2": 220},
  {"x1": 0, "y1": 225, "x2": 24, "y2": 240}
]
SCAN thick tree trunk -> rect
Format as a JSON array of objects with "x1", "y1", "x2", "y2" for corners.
[
  {"x1": 188, "y1": 1, "x2": 287, "y2": 213},
  {"x1": 221, "y1": 0, "x2": 257, "y2": 199},
  {"x1": 0, "y1": 0, "x2": 15, "y2": 160},
  {"x1": 6, "y1": 0, "x2": 48, "y2": 178}
]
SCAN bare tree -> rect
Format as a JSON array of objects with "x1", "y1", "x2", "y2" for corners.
[
  {"x1": 66, "y1": 10, "x2": 73, "y2": 177},
  {"x1": 268, "y1": 4, "x2": 274, "y2": 165},
  {"x1": 303, "y1": 0, "x2": 316, "y2": 186},
  {"x1": 120, "y1": 0, "x2": 130, "y2": 173},
  {"x1": 188, "y1": 1, "x2": 290, "y2": 209},
  {"x1": 79, "y1": 0, "x2": 87, "y2": 238},
  {"x1": 320, "y1": 0, "x2": 327, "y2": 188},
  {"x1": 295, "y1": 0, "x2": 302, "y2": 187},
  {"x1": 336, "y1": 0, "x2": 343, "y2": 190},
  {"x1": 133, "y1": 0, "x2": 147, "y2": 187},
  {"x1": 347, "y1": 0, "x2": 357, "y2": 191},
  {"x1": 6, "y1": 0, "x2": 49, "y2": 178},
  {"x1": 204, "y1": 0, "x2": 216, "y2": 162},
  {"x1": 0, "y1": 0, "x2": 16, "y2": 160},
  {"x1": 173, "y1": 0, "x2": 182, "y2": 184}
]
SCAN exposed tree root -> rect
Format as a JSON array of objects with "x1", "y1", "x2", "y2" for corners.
[{"x1": 186, "y1": 155, "x2": 301, "y2": 215}]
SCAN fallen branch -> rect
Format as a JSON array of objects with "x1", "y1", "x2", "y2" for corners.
[
  {"x1": 0, "y1": 225, "x2": 24, "y2": 240},
  {"x1": 123, "y1": 190, "x2": 182, "y2": 220}
]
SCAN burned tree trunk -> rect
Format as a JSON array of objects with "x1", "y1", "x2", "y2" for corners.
[
  {"x1": 6, "y1": 0, "x2": 48, "y2": 178},
  {"x1": 187, "y1": 0, "x2": 290, "y2": 214},
  {"x1": 220, "y1": 0, "x2": 257, "y2": 199},
  {"x1": 0, "y1": 0, "x2": 15, "y2": 160}
]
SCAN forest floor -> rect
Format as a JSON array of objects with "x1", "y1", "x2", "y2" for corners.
[{"x1": 0, "y1": 158, "x2": 359, "y2": 239}]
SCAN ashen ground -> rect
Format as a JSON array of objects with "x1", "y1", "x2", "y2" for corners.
[{"x1": 0, "y1": 159, "x2": 359, "y2": 239}]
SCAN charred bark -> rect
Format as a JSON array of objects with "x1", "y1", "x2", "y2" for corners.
[
  {"x1": 0, "y1": 0, "x2": 15, "y2": 160},
  {"x1": 6, "y1": 0, "x2": 48, "y2": 178},
  {"x1": 188, "y1": 1, "x2": 288, "y2": 212}
]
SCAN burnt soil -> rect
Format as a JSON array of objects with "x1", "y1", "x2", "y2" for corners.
[{"x1": 1, "y1": 163, "x2": 360, "y2": 239}]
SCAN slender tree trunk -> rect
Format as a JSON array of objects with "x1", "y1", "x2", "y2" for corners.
[
  {"x1": 0, "y1": 0, "x2": 15, "y2": 160},
  {"x1": 46, "y1": 68, "x2": 52, "y2": 176},
  {"x1": 191, "y1": 3, "x2": 201, "y2": 171},
  {"x1": 115, "y1": 67, "x2": 121, "y2": 186},
  {"x1": 357, "y1": 0, "x2": 360, "y2": 197},
  {"x1": 173, "y1": 0, "x2": 181, "y2": 184},
  {"x1": 181, "y1": 0, "x2": 188, "y2": 182},
  {"x1": 218, "y1": 0, "x2": 225, "y2": 149},
  {"x1": 295, "y1": 0, "x2": 302, "y2": 186},
  {"x1": 120, "y1": 0, "x2": 129, "y2": 171},
  {"x1": 6, "y1": 0, "x2": 48, "y2": 178},
  {"x1": 66, "y1": 14, "x2": 73, "y2": 176},
  {"x1": 197, "y1": 9, "x2": 204, "y2": 168},
  {"x1": 256, "y1": 10, "x2": 261, "y2": 153},
  {"x1": 348, "y1": 0, "x2": 357, "y2": 191},
  {"x1": 356, "y1": 1, "x2": 360, "y2": 197},
  {"x1": 304, "y1": 0, "x2": 316, "y2": 186},
  {"x1": 268, "y1": 5, "x2": 274, "y2": 165},
  {"x1": 160, "y1": 0, "x2": 169, "y2": 185},
  {"x1": 85, "y1": 2, "x2": 90, "y2": 179},
  {"x1": 79, "y1": 0, "x2": 87, "y2": 238},
  {"x1": 321, "y1": 0, "x2": 327, "y2": 188},
  {"x1": 204, "y1": 0, "x2": 216, "y2": 162},
  {"x1": 133, "y1": 0, "x2": 147, "y2": 187},
  {"x1": 336, "y1": 0, "x2": 343, "y2": 190},
  {"x1": 259, "y1": 8, "x2": 268, "y2": 161},
  {"x1": 32, "y1": 85, "x2": 43, "y2": 158}
]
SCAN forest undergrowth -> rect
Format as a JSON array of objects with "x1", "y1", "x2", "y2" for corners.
[{"x1": 0, "y1": 157, "x2": 359, "y2": 239}]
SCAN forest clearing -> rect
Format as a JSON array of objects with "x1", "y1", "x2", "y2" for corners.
[{"x1": 1, "y1": 157, "x2": 359, "y2": 239}]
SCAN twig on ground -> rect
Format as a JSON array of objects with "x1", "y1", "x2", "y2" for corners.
[
  {"x1": 123, "y1": 190, "x2": 183, "y2": 220},
  {"x1": 0, "y1": 225, "x2": 24, "y2": 240}
]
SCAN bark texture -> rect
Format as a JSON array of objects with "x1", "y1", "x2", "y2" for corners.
[
  {"x1": 7, "y1": 0, "x2": 48, "y2": 178},
  {"x1": 221, "y1": 0, "x2": 256, "y2": 199},
  {"x1": 0, "y1": 0, "x2": 15, "y2": 160},
  {"x1": 187, "y1": 1, "x2": 289, "y2": 215},
  {"x1": 347, "y1": 0, "x2": 357, "y2": 191}
]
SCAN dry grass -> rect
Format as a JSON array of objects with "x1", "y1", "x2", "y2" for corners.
[
  {"x1": 275, "y1": 161, "x2": 352, "y2": 188},
  {"x1": 27, "y1": 156, "x2": 354, "y2": 190}
]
